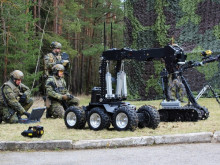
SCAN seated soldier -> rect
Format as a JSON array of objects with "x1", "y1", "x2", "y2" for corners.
[
  {"x1": 0, "y1": 70, "x2": 32, "y2": 124},
  {"x1": 45, "y1": 64, "x2": 79, "y2": 118}
]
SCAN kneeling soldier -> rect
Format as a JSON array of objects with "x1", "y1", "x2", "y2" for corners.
[
  {"x1": 0, "y1": 70, "x2": 32, "y2": 124},
  {"x1": 45, "y1": 64, "x2": 79, "y2": 118}
]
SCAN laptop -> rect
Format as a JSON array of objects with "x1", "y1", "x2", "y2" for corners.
[{"x1": 18, "y1": 107, "x2": 46, "y2": 124}]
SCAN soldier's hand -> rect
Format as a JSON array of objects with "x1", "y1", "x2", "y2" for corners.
[
  {"x1": 56, "y1": 60, "x2": 64, "y2": 64},
  {"x1": 23, "y1": 112, "x2": 30, "y2": 118},
  {"x1": 19, "y1": 93, "x2": 27, "y2": 103},
  {"x1": 62, "y1": 60, "x2": 69, "y2": 66},
  {"x1": 67, "y1": 94, "x2": 74, "y2": 100},
  {"x1": 62, "y1": 95, "x2": 68, "y2": 100}
]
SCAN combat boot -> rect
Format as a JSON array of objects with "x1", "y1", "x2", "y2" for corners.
[
  {"x1": 0, "y1": 115, "x2": 2, "y2": 124},
  {"x1": 46, "y1": 108, "x2": 52, "y2": 118}
]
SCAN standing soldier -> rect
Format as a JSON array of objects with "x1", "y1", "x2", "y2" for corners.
[
  {"x1": 45, "y1": 64, "x2": 79, "y2": 118},
  {"x1": 44, "y1": 41, "x2": 70, "y2": 77},
  {"x1": 168, "y1": 72, "x2": 186, "y2": 102},
  {"x1": 0, "y1": 70, "x2": 32, "y2": 124}
]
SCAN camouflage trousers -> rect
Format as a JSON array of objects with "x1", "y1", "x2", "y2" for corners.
[
  {"x1": 168, "y1": 79, "x2": 186, "y2": 101},
  {"x1": 47, "y1": 97, "x2": 80, "y2": 119},
  {"x1": 0, "y1": 98, "x2": 33, "y2": 124}
]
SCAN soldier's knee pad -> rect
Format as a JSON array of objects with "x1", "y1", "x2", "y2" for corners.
[
  {"x1": 26, "y1": 98, "x2": 34, "y2": 107},
  {"x1": 5, "y1": 114, "x2": 18, "y2": 124},
  {"x1": 23, "y1": 98, "x2": 34, "y2": 111},
  {"x1": 69, "y1": 97, "x2": 80, "y2": 106},
  {"x1": 51, "y1": 105, "x2": 65, "y2": 118},
  {"x1": 75, "y1": 98, "x2": 80, "y2": 106},
  {"x1": 2, "y1": 109, "x2": 13, "y2": 121},
  {"x1": 27, "y1": 98, "x2": 34, "y2": 105}
]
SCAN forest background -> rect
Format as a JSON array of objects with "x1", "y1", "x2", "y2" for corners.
[{"x1": 0, "y1": 0, "x2": 219, "y2": 100}]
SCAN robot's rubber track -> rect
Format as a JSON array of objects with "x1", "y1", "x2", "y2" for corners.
[{"x1": 158, "y1": 106, "x2": 203, "y2": 122}]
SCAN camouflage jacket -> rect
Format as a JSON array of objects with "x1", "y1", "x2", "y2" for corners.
[
  {"x1": 44, "y1": 52, "x2": 62, "y2": 76},
  {"x1": 0, "y1": 80, "x2": 31, "y2": 114},
  {"x1": 45, "y1": 76, "x2": 70, "y2": 100}
]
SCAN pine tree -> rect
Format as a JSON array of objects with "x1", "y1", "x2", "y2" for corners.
[{"x1": 0, "y1": 0, "x2": 39, "y2": 90}]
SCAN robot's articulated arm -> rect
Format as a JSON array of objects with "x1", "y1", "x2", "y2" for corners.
[{"x1": 102, "y1": 44, "x2": 186, "y2": 74}]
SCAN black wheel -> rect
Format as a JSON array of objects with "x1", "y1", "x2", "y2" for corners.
[
  {"x1": 200, "y1": 106, "x2": 209, "y2": 120},
  {"x1": 190, "y1": 110, "x2": 199, "y2": 121},
  {"x1": 88, "y1": 107, "x2": 110, "y2": 131},
  {"x1": 137, "y1": 105, "x2": 160, "y2": 129},
  {"x1": 0, "y1": 115, "x2": 2, "y2": 124},
  {"x1": 184, "y1": 111, "x2": 191, "y2": 121},
  {"x1": 158, "y1": 110, "x2": 169, "y2": 122},
  {"x1": 113, "y1": 107, "x2": 138, "y2": 131},
  {"x1": 175, "y1": 112, "x2": 184, "y2": 121},
  {"x1": 64, "y1": 106, "x2": 86, "y2": 129}
]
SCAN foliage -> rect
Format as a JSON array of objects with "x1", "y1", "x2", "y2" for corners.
[
  {"x1": 125, "y1": 0, "x2": 220, "y2": 100},
  {"x1": 0, "y1": 0, "x2": 125, "y2": 95},
  {"x1": 43, "y1": 33, "x2": 78, "y2": 58},
  {"x1": 82, "y1": 44, "x2": 104, "y2": 56},
  {"x1": 177, "y1": 0, "x2": 202, "y2": 27},
  {"x1": 0, "y1": 0, "x2": 39, "y2": 88},
  {"x1": 213, "y1": 24, "x2": 220, "y2": 39},
  {"x1": 152, "y1": 0, "x2": 170, "y2": 46},
  {"x1": 69, "y1": 0, "x2": 125, "y2": 94},
  {"x1": 145, "y1": 60, "x2": 164, "y2": 96},
  {"x1": 1, "y1": 0, "x2": 219, "y2": 99},
  {"x1": 60, "y1": 0, "x2": 82, "y2": 33}
]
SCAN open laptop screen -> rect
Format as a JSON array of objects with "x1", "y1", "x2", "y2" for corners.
[
  {"x1": 29, "y1": 107, "x2": 46, "y2": 121},
  {"x1": 18, "y1": 107, "x2": 46, "y2": 124}
]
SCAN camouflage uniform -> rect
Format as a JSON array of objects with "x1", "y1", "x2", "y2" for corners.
[
  {"x1": 0, "y1": 80, "x2": 33, "y2": 123},
  {"x1": 43, "y1": 42, "x2": 70, "y2": 96},
  {"x1": 44, "y1": 52, "x2": 63, "y2": 77},
  {"x1": 45, "y1": 75, "x2": 79, "y2": 118},
  {"x1": 168, "y1": 73, "x2": 186, "y2": 102},
  {"x1": 44, "y1": 42, "x2": 69, "y2": 77}
]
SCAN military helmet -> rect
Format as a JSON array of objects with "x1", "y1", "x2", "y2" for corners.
[
  {"x1": 52, "y1": 64, "x2": 65, "y2": 74},
  {"x1": 10, "y1": 70, "x2": 24, "y2": 80},
  {"x1": 50, "y1": 41, "x2": 62, "y2": 49}
]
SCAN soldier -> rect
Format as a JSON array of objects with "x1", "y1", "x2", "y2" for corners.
[
  {"x1": 168, "y1": 72, "x2": 186, "y2": 102},
  {"x1": 0, "y1": 70, "x2": 32, "y2": 124},
  {"x1": 45, "y1": 64, "x2": 79, "y2": 118},
  {"x1": 44, "y1": 41, "x2": 69, "y2": 77}
]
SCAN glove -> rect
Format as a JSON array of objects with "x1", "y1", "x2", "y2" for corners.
[
  {"x1": 199, "y1": 62, "x2": 204, "y2": 66},
  {"x1": 67, "y1": 94, "x2": 74, "y2": 100},
  {"x1": 23, "y1": 112, "x2": 30, "y2": 118},
  {"x1": 56, "y1": 60, "x2": 64, "y2": 64},
  {"x1": 62, "y1": 95, "x2": 68, "y2": 100},
  {"x1": 20, "y1": 93, "x2": 27, "y2": 103},
  {"x1": 62, "y1": 60, "x2": 69, "y2": 66}
]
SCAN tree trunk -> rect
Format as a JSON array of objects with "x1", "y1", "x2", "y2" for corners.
[
  {"x1": 53, "y1": 0, "x2": 58, "y2": 33},
  {"x1": 77, "y1": 56, "x2": 80, "y2": 94},
  {"x1": 34, "y1": 0, "x2": 37, "y2": 33},
  {"x1": 80, "y1": 53, "x2": 84, "y2": 93},
  {"x1": 1, "y1": 1, "x2": 8, "y2": 82},
  {"x1": 58, "y1": 0, "x2": 63, "y2": 35},
  {"x1": 25, "y1": 0, "x2": 29, "y2": 33},
  {"x1": 86, "y1": 56, "x2": 92, "y2": 94},
  {"x1": 38, "y1": 0, "x2": 41, "y2": 31}
]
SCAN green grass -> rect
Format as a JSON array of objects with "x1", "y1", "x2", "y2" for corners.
[{"x1": 0, "y1": 96, "x2": 219, "y2": 141}]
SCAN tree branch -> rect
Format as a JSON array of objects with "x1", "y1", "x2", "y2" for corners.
[{"x1": 31, "y1": 7, "x2": 50, "y2": 91}]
